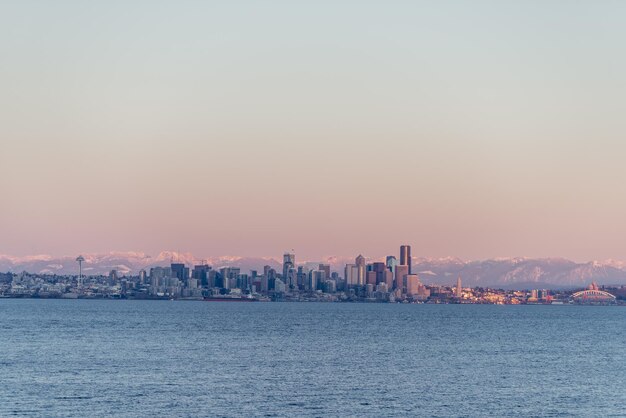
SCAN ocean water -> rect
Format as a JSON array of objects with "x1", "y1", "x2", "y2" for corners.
[{"x1": 0, "y1": 300, "x2": 624, "y2": 417}]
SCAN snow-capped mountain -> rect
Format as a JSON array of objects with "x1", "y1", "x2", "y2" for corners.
[{"x1": 1, "y1": 252, "x2": 626, "y2": 287}]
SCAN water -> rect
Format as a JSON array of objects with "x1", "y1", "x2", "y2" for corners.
[{"x1": 0, "y1": 300, "x2": 624, "y2": 417}]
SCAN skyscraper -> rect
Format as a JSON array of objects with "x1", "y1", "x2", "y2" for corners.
[
  {"x1": 386, "y1": 256, "x2": 397, "y2": 273},
  {"x1": 395, "y1": 264, "x2": 409, "y2": 291},
  {"x1": 406, "y1": 274, "x2": 420, "y2": 296},
  {"x1": 456, "y1": 276, "x2": 462, "y2": 298},
  {"x1": 400, "y1": 245, "x2": 412, "y2": 274},
  {"x1": 138, "y1": 269, "x2": 147, "y2": 284},
  {"x1": 192, "y1": 264, "x2": 212, "y2": 287},
  {"x1": 384, "y1": 269, "x2": 394, "y2": 289},
  {"x1": 319, "y1": 264, "x2": 331, "y2": 280},
  {"x1": 283, "y1": 253, "x2": 295, "y2": 279},
  {"x1": 171, "y1": 263, "x2": 189, "y2": 282},
  {"x1": 372, "y1": 262, "x2": 386, "y2": 285},
  {"x1": 108, "y1": 269, "x2": 118, "y2": 285},
  {"x1": 344, "y1": 264, "x2": 359, "y2": 287},
  {"x1": 355, "y1": 254, "x2": 366, "y2": 285}
]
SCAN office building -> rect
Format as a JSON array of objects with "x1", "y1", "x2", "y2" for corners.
[
  {"x1": 400, "y1": 245, "x2": 412, "y2": 274},
  {"x1": 171, "y1": 263, "x2": 189, "y2": 282},
  {"x1": 283, "y1": 253, "x2": 295, "y2": 279},
  {"x1": 319, "y1": 264, "x2": 331, "y2": 280},
  {"x1": 371, "y1": 262, "x2": 386, "y2": 285},
  {"x1": 345, "y1": 264, "x2": 358, "y2": 287},
  {"x1": 395, "y1": 265, "x2": 409, "y2": 291},
  {"x1": 355, "y1": 254, "x2": 366, "y2": 285},
  {"x1": 386, "y1": 256, "x2": 397, "y2": 273},
  {"x1": 406, "y1": 274, "x2": 420, "y2": 296}
]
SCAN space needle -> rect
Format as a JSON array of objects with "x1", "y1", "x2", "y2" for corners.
[{"x1": 76, "y1": 255, "x2": 85, "y2": 286}]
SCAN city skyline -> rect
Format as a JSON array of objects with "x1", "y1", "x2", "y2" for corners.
[
  {"x1": 5, "y1": 247, "x2": 626, "y2": 289},
  {"x1": 3, "y1": 242, "x2": 621, "y2": 304}
]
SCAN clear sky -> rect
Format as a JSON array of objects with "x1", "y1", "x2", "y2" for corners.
[{"x1": 1, "y1": 1, "x2": 626, "y2": 261}]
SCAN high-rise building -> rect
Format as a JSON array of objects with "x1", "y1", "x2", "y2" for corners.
[
  {"x1": 149, "y1": 266, "x2": 171, "y2": 288},
  {"x1": 355, "y1": 255, "x2": 366, "y2": 285},
  {"x1": 319, "y1": 264, "x2": 331, "y2": 280},
  {"x1": 308, "y1": 270, "x2": 324, "y2": 291},
  {"x1": 372, "y1": 262, "x2": 386, "y2": 285},
  {"x1": 283, "y1": 253, "x2": 295, "y2": 279},
  {"x1": 400, "y1": 245, "x2": 412, "y2": 274},
  {"x1": 108, "y1": 269, "x2": 118, "y2": 285},
  {"x1": 207, "y1": 270, "x2": 218, "y2": 288},
  {"x1": 297, "y1": 266, "x2": 307, "y2": 290},
  {"x1": 384, "y1": 270, "x2": 394, "y2": 289},
  {"x1": 274, "y1": 278, "x2": 286, "y2": 293},
  {"x1": 170, "y1": 263, "x2": 189, "y2": 282},
  {"x1": 386, "y1": 256, "x2": 397, "y2": 273},
  {"x1": 395, "y1": 264, "x2": 409, "y2": 291},
  {"x1": 406, "y1": 274, "x2": 420, "y2": 296},
  {"x1": 456, "y1": 276, "x2": 462, "y2": 298},
  {"x1": 285, "y1": 267, "x2": 296, "y2": 290},
  {"x1": 138, "y1": 269, "x2": 147, "y2": 285},
  {"x1": 344, "y1": 264, "x2": 358, "y2": 287},
  {"x1": 366, "y1": 271, "x2": 377, "y2": 286},
  {"x1": 192, "y1": 264, "x2": 212, "y2": 287}
]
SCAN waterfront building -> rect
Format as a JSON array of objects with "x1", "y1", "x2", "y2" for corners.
[
  {"x1": 456, "y1": 276, "x2": 462, "y2": 298},
  {"x1": 406, "y1": 274, "x2": 420, "y2": 296},
  {"x1": 416, "y1": 283, "x2": 431, "y2": 300}
]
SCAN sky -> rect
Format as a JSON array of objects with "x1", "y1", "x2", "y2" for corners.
[{"x1": 1, "y1": 1, "x2": 626, "y2": 262}]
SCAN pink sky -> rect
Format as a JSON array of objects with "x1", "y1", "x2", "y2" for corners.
[{"x1": 2, "y1": 2, "x2": 626, "y2": 262}]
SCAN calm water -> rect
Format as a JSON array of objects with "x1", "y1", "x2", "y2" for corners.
[{"x1": 0, "y1": 300, "x2": 625, "y2": 417}]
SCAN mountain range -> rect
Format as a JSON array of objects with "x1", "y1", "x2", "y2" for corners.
[{"x1": 2, "y1": 251, "x2": 625, "y2": 288}]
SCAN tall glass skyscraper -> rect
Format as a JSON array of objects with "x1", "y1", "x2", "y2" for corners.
[
  {"x1": 400, "y1": 245, "x2": 412, "y2": 275},
  {"x1": 355, "y1": 254, "x2": 366, "y2": 285},
  {"x1": 283, "y1": 253, "x2": 295, "y2": 278}
]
